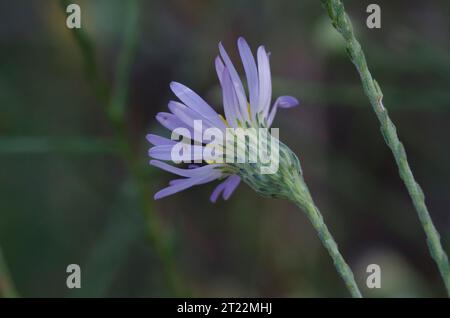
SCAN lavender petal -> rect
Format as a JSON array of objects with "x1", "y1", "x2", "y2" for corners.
[
  {"x1": 222, "y1": 175, "x2": 241, "y2": 200},
  {"x1": 219, "y1": 42, "x2": 249, "y2": 122},
  {"x1": 154, "y1": 171, "x2": 222, "y2": 199},
  {"x1": 238, "y1": 37, "x2": 259, "y2": 119},
  {"x1": 150, "y1": 159, "x2": 223, "y2": 177},
  {"x1": 156, "y1": 112, "x2": 202, "y2": 144},
  {"x1": 146, "y1": 134, "x2": 176, "y2": 146},
  {"x1": 170, "y1": 82, "x2": 225, "y2": 129},
  {"x1": 148, "y1": 145, "x2": 175, "y2": 160},
  {"x1": 215, "y1": 56, "x2": 225, "y2": 83},
  {"x1": 221, "y1": 67, "x2": 240, "y2": 127},
  {"x1": 257, "y1": 46, "x2": 272, "y2": 116},
  {"x1": 267, "y1": 95, "x2": 299, "y2": 126},
  {"x1": 210, "y1": 174, "x2": 241, "y2": 202},
  {"x1": 168, "y1": 100, "x2": 223, "y2": 132}
]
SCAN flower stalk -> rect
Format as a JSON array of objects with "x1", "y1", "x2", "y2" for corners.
[
  {"x1": 321, "y1": 0, "x2": 450, "y2": 295},
  {"x1": 291, "y1": 171, "x2": 362, "y2": 298}
]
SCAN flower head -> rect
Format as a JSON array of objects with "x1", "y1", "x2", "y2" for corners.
[{"x1": 147, "y1": 37, "x2": 300, "y2": 202}]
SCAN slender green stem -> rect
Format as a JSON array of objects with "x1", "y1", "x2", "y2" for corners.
[
  {"x1": 292, "y1": 177, "x2": 362, "y2": 298},
  {"x1": 0, "y1": 246, "x2": 18, "y2": 298},
  {"x1": 321, "y1": 0, "x2": 450, "y2": 295},
  {"x1": 60, "y1": 0, "x2": 186, "y2": 296}
]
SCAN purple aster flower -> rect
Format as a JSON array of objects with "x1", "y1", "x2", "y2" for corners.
[
  {"x1": 147, "y1": 37, "x2": 299, "y2": 202},
  {"x1": 146, "y1": 38, "x2": 363, "y2": 297}
]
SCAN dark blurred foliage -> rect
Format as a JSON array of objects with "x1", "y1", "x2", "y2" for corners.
[{"x1": 0, "y1": 0, "x2": 449, "y2": 297}]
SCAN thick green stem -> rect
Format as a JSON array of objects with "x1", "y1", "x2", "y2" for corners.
[
  {"x1": 321, "y1": 0, "x2": 450, "y2": 295},
  {"x1": 0, "y1": 246, "x2": 18, "y2": 298},
  {"x1": 292, "y1": 177, "x2": 362, "y2": 298}
]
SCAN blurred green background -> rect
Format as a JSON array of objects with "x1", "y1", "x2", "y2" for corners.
[{"x1": 0, "y1": 0, "x2": 449, "y2": 297}]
